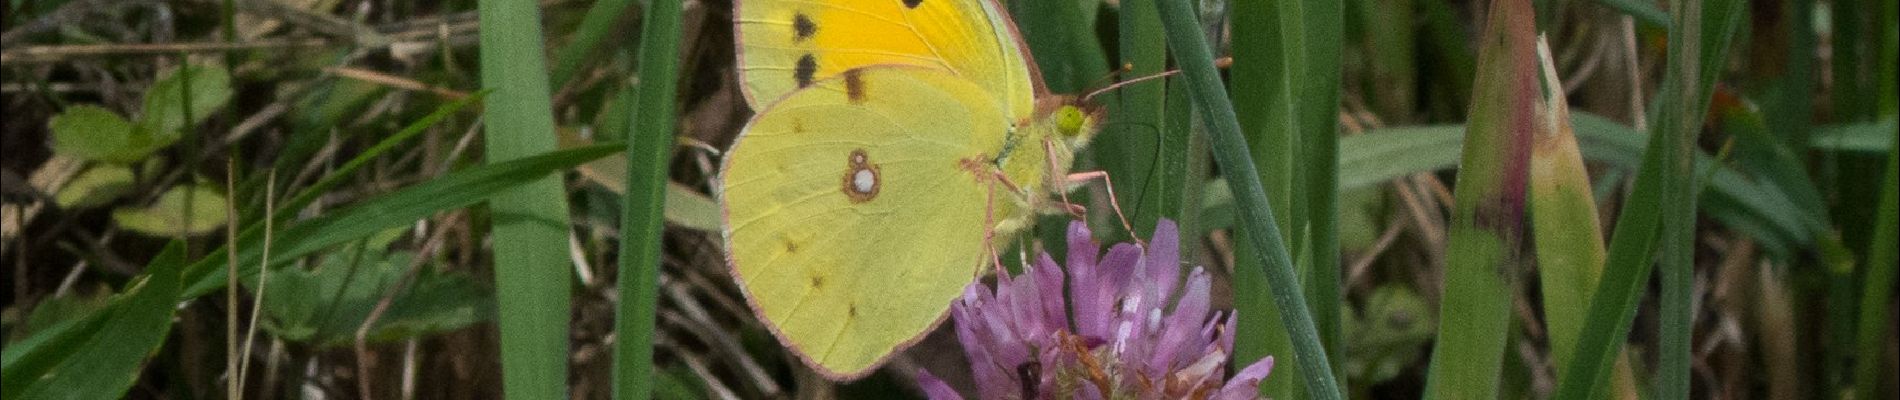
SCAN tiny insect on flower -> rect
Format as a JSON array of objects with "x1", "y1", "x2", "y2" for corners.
[{"x1": 918, "y1": 219, "x2": 1275, "y2": 400}]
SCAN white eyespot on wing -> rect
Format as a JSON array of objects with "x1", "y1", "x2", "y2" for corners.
[{"x1": 852, "y1": 169, "x2": 876, "y2": 194}]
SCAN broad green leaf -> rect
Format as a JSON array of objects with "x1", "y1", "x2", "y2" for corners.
[
  {"x1": 48, "y1": 105, "x2": 152, "y2": 163},
  {"x1": 54, "y1": 164, "x2": 135, "y2": 209},
  {"x1": 140, "y1": 64, "x2": 233, "y2": 137},
  {"x1": 112, "y1": 184, "x2": 230, "y2": 237},
  {"x1": 257, "y1": 249, "x2": 491, "y2": 346}
]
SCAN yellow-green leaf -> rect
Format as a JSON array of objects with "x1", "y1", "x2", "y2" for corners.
[
  {"x1": 140, "y1": 64, "x2": 232, "y2": 137},
  {"x1": 48, "y1": 105, "x2": 153, "y2": 163},
  {"x1": 54, "y1": 164, "x2": 136, "y2": 209},
  {"x1": 112, "y1": 185, "x2": 229, "y2": 237}
]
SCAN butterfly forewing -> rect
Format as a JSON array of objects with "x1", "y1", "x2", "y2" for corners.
[{"x1": 735, "y1": 0, "x2": 1038, "y2": 119}]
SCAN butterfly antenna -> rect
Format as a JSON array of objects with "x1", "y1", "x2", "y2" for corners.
[
  {"x1": 1080, "y1": 57, "x2": 1232, "y2": 104},
  {"x1": 1087, "y1": 64, "x2": 1130, "y2": 91}
]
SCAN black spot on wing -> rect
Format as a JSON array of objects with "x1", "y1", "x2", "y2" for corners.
[
  {"x1": 902, "y1": 0, "x2": 922, "y2": 8},
  {"x1": 795, "y1": 54, "x2": 818, "y2": 88},
  {"x1": 792, "y1": 13, "x2": 817, "y2": 41},
  {"x1": 844, "y1": 69, "x2": 866, "y2": 104}
]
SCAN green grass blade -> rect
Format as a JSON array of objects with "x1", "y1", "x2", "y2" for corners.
[
  {"x1": 479, "y1": 1, "x2": 576, "y2": 398},
  {"x1": 0, "y1": 312, "x2": 105, "y2": 379},
  {"x1": 1421, "y1": 0, "x2": 1536, "y2": 396},
  {"x1": 1810, "y1": 119, "x2": 1900, "y2": 152},
  {"x1": 181, "y1": 145, "x2": 623, "y2": 297},
  {"x1": 1420, "y1": 0, "x2": 1475, "y2": 115},
  {"x1": 1552, "y1": 0, "x2": 1745, "y2": 396},
  {"x1": 1361, "y1": 0, "x2": 1418, "y2": 122},
  {"x1": 1324, "y1": 114, "x2": 1824, "y2": 257},
  {"x1": 1156, "y1": 0, "x2": 1341, "y2": 397},
  {"x1": 1552, "y1": 76, "x2": 1675, "y2": 400},
  {"x1": 1720, "y1": 102, "x2": 1828, "y2": 216},
  {"x1": 1851, "y1": 134, "x2": 1898, "y2": 400},
  {"x1": 1162, "y1": 75, "x2": 1209, "y2": 240},
  {"x1": 1227, "y1": 0, "x2": 1307, "y2": 393},
  {"x1": 615, "y1": 0, "x2": 683, "y2": 396},
  {"x1": 2, "y1": 242, "x2": 183, "y2": 400},
  {"x1": 1095, "y1": 0, "x2": 1168, "y2": 235},
  {"x1": 274, "y1": 92, "x2": 487, "y2": 225},
  {"x1": 550, "y1": 0, "x2": 637, "y2": 89},
  {"x1": 1298, "y1": 0, "x2": 1345, "y2": 384},
  {"x1": 1658, "y1": 0, "x2": 1745, "y2": 396}
]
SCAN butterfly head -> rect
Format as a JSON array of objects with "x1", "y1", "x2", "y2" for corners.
[{"x1": 1039, "y1": 96, "x2": 1102, "y2": 151}]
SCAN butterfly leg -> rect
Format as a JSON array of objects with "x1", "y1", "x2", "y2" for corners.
[
  {"x1": 1061, "y1": 170, "x2": 1142, "y2": 246},
  {"x1": 982, "y1": 172, "x2": 1008, "y2": 277},
  {"x1": 1040, "y1": 139, "x2": 1141, "y2": 244},
  {"x1": 1039, "y1": 140, "x2": 1089, "y2": 220}
]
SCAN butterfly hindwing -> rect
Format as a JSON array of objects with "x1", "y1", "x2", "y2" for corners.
[
  {"x1": 735, "y1": 0, "x2": 1039, "y2": 118},
  {"x1": 719, "y1": 66, "x2": 1009, "y2": 378}
]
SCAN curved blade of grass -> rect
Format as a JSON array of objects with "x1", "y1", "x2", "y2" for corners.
[
  {"x1": 480, "y1": 0, "x2": 577, "y2": 397},
  {"x1": 181, "y1": 144, "x2": 623, "y2": 298},
  {"x1": 1552, "y1": 0, "x2": 1746, "y2": 396},
  {"x1": 2, "y1": 242, "x2": 182, "y2": 400},
  {"x1": 1422, "y1": 0, "x2": 1536, "y2": 396},
  {"x1": 1851, "y1": 134, "x2": 1897, "y2": 400},
  {"x1": 1156, "y1": 0, "x2": 1341, "y2": 397},
  {"x1": 275, "y1": 92, "x2": 488, "y2": 224},
  {"x1": 615, "y1": 0, "x2": 683, "y2": 395}
]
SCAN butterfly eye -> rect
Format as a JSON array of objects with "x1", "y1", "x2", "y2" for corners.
[{"x1": 1055, "y1": 105, "x2": 1086, "y2": 137}]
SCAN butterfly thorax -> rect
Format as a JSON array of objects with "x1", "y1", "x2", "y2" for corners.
[{"x1": 986, "y1": 96, "x2": 1101, "y2": 235}]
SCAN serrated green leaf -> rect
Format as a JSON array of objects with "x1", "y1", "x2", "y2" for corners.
[
  {"x1": 54, "y1": 164, "x2": 135, "y2": 209},
  {"x1": 112, "y1": 184, "x2": 230, "y2": 237},
  {"x1": 140, "y1": 64, "x2": 233, "y2": 137},
  {"x1": 48, "y1": 105, "x2": 154, "y2": 163}
]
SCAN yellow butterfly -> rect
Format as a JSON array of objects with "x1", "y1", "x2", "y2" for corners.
[{"x1": 720, "y1": 0, "x2": 1101, "y2": 379}]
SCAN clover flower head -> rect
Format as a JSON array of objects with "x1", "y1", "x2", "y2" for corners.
[{"x1": 918, "y1": 219, "x2": 1274, "y2": 400}]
